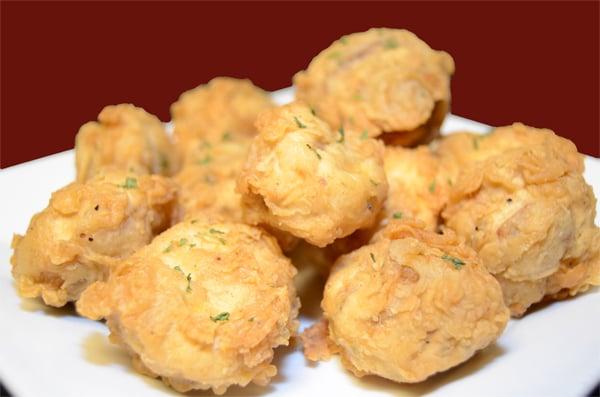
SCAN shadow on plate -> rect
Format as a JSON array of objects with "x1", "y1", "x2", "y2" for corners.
[
  {"x1": 345, "y1": 343, "x2": 506, "y2": 396},
  {"x1": 523, "y1": 285, "x2": 599, "y2": 317},
  {"x1": 19, "y1": 297, "x2": 78, "y2": 317},
  {"x1": 81, "y1": 330, "x2": 297, "y2": 396},
  {"x1": 293, "y1": 258, "x2": 326, "y2": 320}
]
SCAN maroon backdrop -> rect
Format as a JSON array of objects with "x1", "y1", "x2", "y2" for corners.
[{"x1": 1, "y1": 1, "x2": 599, "y2": 168}]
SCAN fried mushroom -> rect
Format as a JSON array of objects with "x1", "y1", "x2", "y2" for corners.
[
  {"x1": 442, "y1": 124, "x2": 599, "y2": 316},
  {"x1": 294, "y1": 28, "x2": 454, "y2": 146},
  {"x1": 237, "y1": 102, "x2": 387, "y2": 247},
  {"x1": 75, "y1": 104, "x2": 178, "y2": 182},
  {"x1": 305, "y1": 220, "x2": 508, "y2": 383},
  {"x1": 77, "y1": 221, "x2": 300, "y2": 395},
  {"x1": 11, "y1": 171, "x2": 177, "y2": 307}
]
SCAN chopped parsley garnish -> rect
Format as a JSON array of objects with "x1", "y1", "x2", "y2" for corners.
[
  {"x1": 178, "y1": 238, "x2": 188, "y2": 247},
  {"x1": 370, "y1": 178, "x2": 379, "y2": 187},
  {"x1": 173, "y1": 265, "x2": 184, "y2": 274},
  {"x1": 339, "y1": 36, "x2": 348, "y2": 45},
  {"x1": 306, "y1": 144, "x2": 322, "y2": 160},
  {"x1": 337, "y1": 126, "x2": 345, "y2": 143},
  {"x1": 163, "y1": 244, "x2": 172, "y2": 253},
  {"x1": 353, "y1": 93, "x2": 362, "y2": 101},
  {"x1": 159, "y1": 154, "x2": 169, "y2": 171},
  {"x1": 120, "y1": 177, "x2": 138, "y2": 189},
  {"x1": 447, "y1": 178, "x2": 453, "y2": 186},
  {"x1": 222, "y1": 131, "x2": 232, "y2": 141},
  {"x1": 370, "y1": 253, "x2": 376, "y2": 263},
  {"x1": 310, "y1": 107, "x2": 317, "y2": 116},
  {"x1": 393, "y1": 212, "x2": 403, "y2": 219},
  {"x1": 186, "y1": 273, "x2": 193, "y2": 292},
  {"x1": 203, "y1": 229, "x2": 227, "y2": 245},
  {"x1": 384, "y1": 37, "x2": 399, "y2": 49},
  {"x1": 249, "y1": 317, "x2": 255, "y2": 322},
  {"x1": 294, "y1": 116, "x2": 307, "y2": 129},
  {"x1": 441, "y1": 254, "x2": 465, "y2": 269},
  {"x1": 473, "y1": 137, "x2": 480, "y2": 150},
  {"x1": 198, "y1": 155, "x2": 212, "y2": 165},
  {"x1": 210, "y1": 312, "x2": 230, "y2": 322},
  {"x1": 429, "y1": 180, "x2": 436, "y2": 193},
  {"x1": 190, "y1": 219, "x2": 198, "y2": 224},
  {"x1": 360, "y1": 130, "x2": 369, "y2": 140}
]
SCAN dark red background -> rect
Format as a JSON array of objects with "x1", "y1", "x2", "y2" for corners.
[{"x1": 1, "y1": 1, "x2": 599, "y2": 168}]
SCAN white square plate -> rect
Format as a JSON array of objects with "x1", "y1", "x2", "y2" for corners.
[{"x1": 1, "y1": 88, "x2": 599, "y2": 397}]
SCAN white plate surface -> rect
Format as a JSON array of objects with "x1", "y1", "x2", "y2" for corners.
[{"x1": 1, "y1": 88, "x2": 599, "y2": 397}]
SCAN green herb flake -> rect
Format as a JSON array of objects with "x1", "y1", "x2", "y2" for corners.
[
  {"x1": 327, "y1": 51, "x2": 341, "y2": 60},
  {"x1": 209, "y1": 228, "x2": 225, "y2": 235},
  {"x1": 306, "y1": 144, "x2": 322, "y2": 160},
  {"x1": 393, "y1": 212, "x2": 403, "y2": 219},
  {"x1": 447, "y1": 178, "x2": 453, "y2": 186},
  {"x1": 210, "y1": 312, "x2": 230, "y2": 322},
  {"x1": 384, "y1": 37, "x2": 399, "y2": 49},
  {"x1": 163, "y1": 244, "x2": 172, "y2": 253},
  {"x1": 429, "y1": 180, "x2": 436, "y2": 193},
  {"x1": 339, "y1": 36, "x2": 348, "y2": 45},
  {"x1": 441, "y1": 254, "x2": 466, "y2": 269},
  {"x1": 222, "y1": 131, "x2": 233, "y2": 141},
  {"x1": 120, "y1": 177, "x2": 138, "y2": 189},
  {"x1": 198, "y1": 155, "x2": 212, "y2": 165},
  {"x1": 294, "y1": 116, "x2": 307, "y2": 129},
  {"x1": 186, "y1": 273, "x2": 193, "y2": 292},
  {"x1": 370, "y1": 253, "x2": 376, "y2": 263},
  {"x1": 310, "y1": 107, "x2": 317, "y2": 116},
  {"x1": 178, "y1": 238, "x2": 188, "y2": 247},
  {"x1": 249, "y1": 317, "x2": 255, "y2": 322},
  {"x1": 360, "y1": 130, "x2": 369, "y2": 140},
  {"x1": 337, "y1": 126, "x2": 345, "y2": 143},
  {"x1": 370, "y1": 178, "x2": 379, "y2": 187},
  {"x1": 473, "y1": 137, "x2": 480, "y2": 150},
  {"x1": 159, "y1": 154, "x2": 169, "y2": 171},
  {"x1": 353, "y1": 93, "x2": 363, "y2": 101},
  {"x1": 190, "y1": 219, "x2": 198, "y2": 224},
  {"x1": 173, "y1": 265, "x2": 184, "y2": 274}
]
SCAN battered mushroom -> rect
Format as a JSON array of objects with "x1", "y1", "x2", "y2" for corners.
[
  {"x1": 75, "y1": 104, "x2": 178, "y2": 182},
  {"x1": 382, "y1": 145, "x2": 451, "y2": 231},
  {"x1": 77, "y1": 221, "x2": 300, "y2": 395},
  {"x1": 10, "y1": 171, "x2": 177, "y2": 307},
  {"x1": 442, "y1": 124, "x2": 600, "y2": 316},
  {"x1": 171, "y1": 77, "x2": 274, "y2": 163},
  {"x1": 237, "y1": 102, "x2": 387, "y2": 247},
  {"x1": 174, "y1": 135, "x2": 252, "y2": 223},
  {"x1": 294, "y1": 28, "x2": 454, "y2": 146},
  {"x1": 303, "y1": 220, "x2": 508, "y2": 383}
]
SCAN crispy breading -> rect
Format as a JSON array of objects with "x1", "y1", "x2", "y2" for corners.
[
  {"x1": 10, "y1": 171, "x2": 177, "y2": 307},
  {"x1": 173, "y1": 135, "x2": 251, "y2": 223},
  {"x1": 312, "y1": 220, "x2": 508, "y2": 383},
  {"x1": 75, "y1": 104, "x2": 178, "y2": 182},
  {"x1": 171, "y1": 77, "x2": 273, "y2": 163},
  {"x1": 294, "y1": 28, "x2": 454, "y2": 146},
  {"x1": 76, "y1": 221, "x2": 300, "y2": 395},
  {"x1": 383, "y1": 145, "x2": 450, "y2": 231},
  {"x1": 237, "y1": 102, "x2": 387, "y2": 247},
  {"x1": 442, "y1": 124, "x2": 599, "y2": 316}
]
